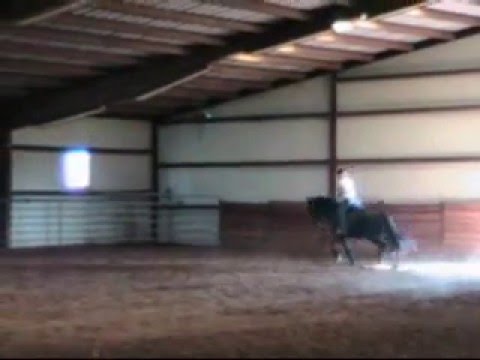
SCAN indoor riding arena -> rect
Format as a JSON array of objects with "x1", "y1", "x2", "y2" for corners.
[{"x1": 2, "y1": 0, "x2": 480, "y2": 358}]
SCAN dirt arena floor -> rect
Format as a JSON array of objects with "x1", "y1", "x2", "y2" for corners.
[{"x1": 1, "y1": 245, "x2": 480, "y2": 358}]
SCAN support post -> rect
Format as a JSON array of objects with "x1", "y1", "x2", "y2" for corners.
[
  {"x1": 0, "y1": 129, "x2": 11, "y2": 247},
  {"x1": 150, "y1": 120, "x2": 159, "y2": 243},
  {"x1": 328, "y1": 72, "x2": 338, "y2": 197},
  {"x1": 440, "y1": 201, "x2": 446, "y2": 247}
]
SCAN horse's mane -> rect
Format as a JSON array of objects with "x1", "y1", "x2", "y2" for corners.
[{"x1": 307, "y1": 196, "x2": 337, "y2": 206}]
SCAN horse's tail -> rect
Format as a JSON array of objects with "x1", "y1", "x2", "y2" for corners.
[{"x1": 381, "y1": 213, "x2": 402, "y2": 251}]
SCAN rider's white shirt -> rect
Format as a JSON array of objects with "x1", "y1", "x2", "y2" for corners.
[{"x1": 337, "y1": 173, "x2": 361, "y2": 206}]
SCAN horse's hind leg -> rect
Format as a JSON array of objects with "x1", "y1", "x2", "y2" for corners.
[
  {"x1": 329, "y1": 237, "x2": 344, "y2": 263},
  {"x1": 332, "y1": 246, "x2": 343, "y2": 263},
  {"x1": 341, "y1": 237, "x2": 355, "y2": 266},
  {"x1": 392, "y1": 250, "x2": 400, "y2": 270}
]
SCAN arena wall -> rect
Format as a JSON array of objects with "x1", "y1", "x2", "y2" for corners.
[
  {"x1": 157, "y1": 32, "x2": 480, "y2": 252},
  {"x1": 10, "y1": 117, "x2": 152, "y2": 248}
]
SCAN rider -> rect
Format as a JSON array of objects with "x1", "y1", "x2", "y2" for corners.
[{"x1": 336, "y1": 168, "x2": 361, "y2": 237}]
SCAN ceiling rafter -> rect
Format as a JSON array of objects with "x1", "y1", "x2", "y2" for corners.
[
  {"x1": 17, "y1": 0, "x2": 86, "y2": 25},
  {"x1": 0, "y1": 57, "x2": 99, "y2": 77},
  {"x1": 163, "y1": 26, "x2": 480, "y2": 124},
  {"x1": 170, "y1": 86, "x2": 233, "y2": 100},
  {"x1": 181, "y1": 75, "x2": 270, "y2": 92},
  {"x1": 373, "y1": 20, "x2": 455, "y2": 40},
  {"x1": 136, "y1": 68, "x2": 211, "y2": 101},
  {"x1": 6, "y1": 0, "x2": 479, "y2": 126},
  {"x1": 419, "y1": 6, "x2": 480, "y2": 26},
  {"x1": 0, "y1": 25, "x2": 187, "y2": 55},
  {"x1": 207, "y1": 63, "x2": 307, "y2": 81},
  {"x1": 325, "y1": 32, "x2": 413, "y2": 51},
  {"x1": 216, "y1": 0, "x2": 307, "y2": 20},
  {"x1": 262, "y1": 43, "x2": 373, "y2": 62},
  {"x1": 0, "y1": 40, "x2": 136, "y2": 66},
  {"x1": 103, "y1": 97, "x2": 213, "y2": 119},
  {"x1": 93, "y1": 0, "x2": 262, "y2": 33},
  {"x1": 222, "y1": 53, "x2": 341, "y2": 72},
  {"x1": 150, "y1": 87, "x2": 220, "y2": 101},
  {"x1": 138, "y1": 97, "x2": 194, "y2": 108},
  {"x1": 105, "y1": 102, "x2": 181, "y2": 115},
  {"x1": 0, "y1": 72, "x2": 63, "y2": 88},
  {"x1": 5, "y1": 4, "x2": 352, "y2": 126},
  {"x1": 42, "y1": 12, "x2": 224, "y2": 46}
]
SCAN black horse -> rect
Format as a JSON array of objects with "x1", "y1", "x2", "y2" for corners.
[{"x1": 306, "y1": 196, "x2": 413, "y2": 267}]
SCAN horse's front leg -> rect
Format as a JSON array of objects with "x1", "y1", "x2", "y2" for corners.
[
  {"x1": 326, "y1": 225, "x2": 343, "y2": 263},
  {"x1": 331, "y1": 243, "x2": 342, "y2": 263},
  {"x1": 378, "y1": 246, "x2": 400, "y2": 270},
  {"x1": 333, "y1": 245, "x2": 344, "y2": 264},
  {"x1": 377, "y1": 243, "x2": 386, "y2": 264}
]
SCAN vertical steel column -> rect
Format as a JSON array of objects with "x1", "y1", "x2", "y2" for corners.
[
  {"x1": 0, "y1": 129, "x2": 11, "y2": 247},
  {"x1": 328, "y1": 72, "x2": 338, "y2": 197},
  {"x1": 150, "y1": 120, "x2": 159, "y2": 243}
]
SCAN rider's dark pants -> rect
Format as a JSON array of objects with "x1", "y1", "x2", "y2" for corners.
[{"x1": 337, "y1": 200, "x2": 348, "y2": 235}]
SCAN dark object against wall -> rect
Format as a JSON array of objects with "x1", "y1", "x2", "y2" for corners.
[
  {"x1": 0, "y1": 132, "x2": 11, "y2": 247},
  {"x1": 0, "y1": 0, "x2": 67, "y2": 22}
]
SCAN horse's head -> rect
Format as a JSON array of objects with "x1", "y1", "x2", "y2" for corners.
[{"x1": 306, "y1": 196, "x2": 338, "y2": 223}]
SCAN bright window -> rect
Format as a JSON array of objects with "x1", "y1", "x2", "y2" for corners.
[{"x1": 62, "y1": 149, "x2": 90, "y2": 190}]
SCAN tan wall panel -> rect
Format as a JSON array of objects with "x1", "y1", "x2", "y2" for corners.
[
  {"x1": 209, "y1": 75, "x2": 329, "y2": 116},
  {"x1": 159, "y1": 119, "x2": 329, "y2": 163},
  {"x1": 12, "y1": 117, "x2": 150, "y2": 149},
  {"x1": 342, "y1": 33, "x2": 480, "y2": 77},
  {"x1": 12, "y1": 151, "x2": 150, "y2": 191},
  {"x1": 339, "y1": 73, "x2": 480, "y2": 111},
  {"x1": 338, "y1": 110, "x2": 480, "y2": 159},
  {"x1": 349, "y1": 163, "x2": 480, "y2": 203},
  {"x1": 158, "y1": 167, "x2": 329, "y2": 202}
]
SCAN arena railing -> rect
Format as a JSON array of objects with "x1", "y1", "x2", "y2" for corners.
[{"x1": 8, "y1": 192, "x2": 220, "y2": 249}]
